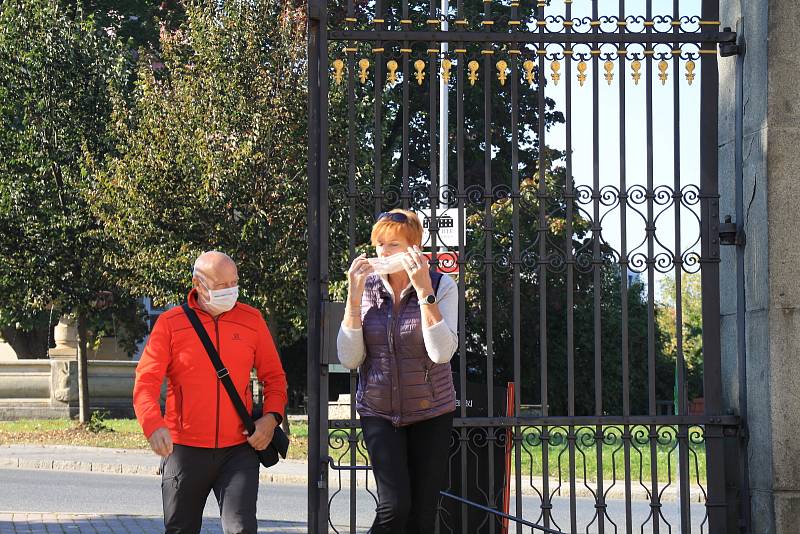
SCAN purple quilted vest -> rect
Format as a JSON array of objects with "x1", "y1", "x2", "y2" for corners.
[{"x1": 356, "y1": 271, "x2": 457, "y2": 426}]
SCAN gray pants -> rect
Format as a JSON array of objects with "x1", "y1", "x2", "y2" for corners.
[{"x1": 160, "y1": 443, "x2": 259, "y2": 534}]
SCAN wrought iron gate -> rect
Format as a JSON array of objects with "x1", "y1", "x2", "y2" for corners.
[{"x1": 307, "y1": 1, "x2": 743, "y2": 532}]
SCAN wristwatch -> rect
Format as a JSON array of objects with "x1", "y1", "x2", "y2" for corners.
[
  {"x1": 268, "y1": 412, "x2": 283, "y2": 425},
  {"x1": 419, "y1": 293, "x2": 437, "y2": 306}
]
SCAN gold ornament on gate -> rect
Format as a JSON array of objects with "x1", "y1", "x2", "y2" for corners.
[
  {"x1": 523, "y1": 60, "x2": 535, "y2": 86},
  {"x1": 604, "y1": 60, "x2": 614, "y2": 85},
  {"x1": 333, "y1": 59, "x2": 345, "y2": 85},
  {"x1": 387, "y1": 60, "x2": 399, "y2": 85},
  {"x1": 358, "y1": 58, "x2": 370, "y2": 84},
  {"x1": 468, "y1": 60, "x2": 480, "y2": 86},
  {"x1": 550, "y1": 60, "x2": 561, "y2": 85},
  {"x1": 441, "y1": 59, "x2": 452, "y2": 84},
  {"x1": 577, "y1": 60, "x2": 587, "y2": 87},
  {"x1": 658, "y1": 60, "x2": 668, "y2": 85},
  {"x1": 631, "y1": 59, "x2": 642, "y2": 85},
  {"x1": 685, "y1": 60, "x2": 696, "y2": 85},
  {"x1": 414, "y1": 59, "x2": 426, "y2": 85},
  {"x1": 496, "y1": 60, "x2": 508, "y2": 86}
]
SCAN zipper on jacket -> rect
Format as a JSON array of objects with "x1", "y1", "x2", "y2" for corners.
[
  {"x1": 391, "y1": 292, "x2": 416, "y2": 425},
  {"x1": 424, "y1": 366, "x2": 436, "y2": 399},
  {"x1": 214, "y1": 317, "x2": 221, "y2": 449},
  {"x1": 387, "y1": 306, "x2": 397, "y2": 420}
]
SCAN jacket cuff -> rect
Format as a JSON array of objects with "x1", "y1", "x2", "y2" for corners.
[
  {"x1": 142, "y1": 417, "x2": 167, "y2": 440},
  {"x1": 263, "y1": 398, "x2": 286, "y2": 420}
]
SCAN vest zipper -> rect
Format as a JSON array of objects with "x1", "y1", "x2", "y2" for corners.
[
  {"x1": 387, "y1": 305, "x2": 398, "y2": 423},
  {"x1": 425, "y1": 366, "x2": 436, "y2": 399}
]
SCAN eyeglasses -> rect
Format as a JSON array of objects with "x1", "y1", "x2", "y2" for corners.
[{"x1": 376, "y1": 212, "x2": 408, "y2": 223}]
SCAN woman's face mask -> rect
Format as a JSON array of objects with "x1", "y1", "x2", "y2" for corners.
[{"x1": 367, "y1": 253, "x2": 406, "y2": 275}]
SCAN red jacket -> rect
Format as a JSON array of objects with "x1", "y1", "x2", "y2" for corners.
[{"x1": 133, "y1": 289, "x2": 288, "y2": 448}]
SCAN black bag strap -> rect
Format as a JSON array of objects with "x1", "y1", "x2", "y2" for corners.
[{"x1": 181, "y1": 303, "x2": 256, "y2": 436}]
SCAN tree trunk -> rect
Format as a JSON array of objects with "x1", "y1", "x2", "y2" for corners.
[{"x1": 76, "y1": 311, "x2": 90, "y2": 424}]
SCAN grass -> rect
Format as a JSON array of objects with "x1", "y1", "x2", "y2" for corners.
[
  {"x1": 1, "y1": 419, "x2": 706, "y2": 485},
  {"x1": 0, "y1": 418, "x2": 310, "y2": 461},
  {"x1": 328, "y1": 425, "x2": 708, "y2": 486}
]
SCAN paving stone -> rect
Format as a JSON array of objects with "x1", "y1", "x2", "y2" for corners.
[{"x1": 0, "y1": 514, "x2": 308, "y2": 533}]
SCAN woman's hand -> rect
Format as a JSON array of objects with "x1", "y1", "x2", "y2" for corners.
[
  {"x1": 402, "y1": 246, "x2": 434, "y2": 297},
  {"x1": 347, "y1": 253, "x2": 373, "y2": 305}
]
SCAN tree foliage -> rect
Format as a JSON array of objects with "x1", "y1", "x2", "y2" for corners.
[
  {"x1": 93, "y1": 0, "x2": 308, "y2": 348},
  {"x1": 0, "y1": 0, "x2": 146, "y2": 361},
  {"x1": 657, "y1": 271, "x2": 703, "y2": 401}
]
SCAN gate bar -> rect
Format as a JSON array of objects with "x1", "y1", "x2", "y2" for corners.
[
  {"x1": 328, "y1": 414, "x2": 740, "y2": 427},
  {"x1": 328, "y1": 30, "x2": 736, "y2": 44}
]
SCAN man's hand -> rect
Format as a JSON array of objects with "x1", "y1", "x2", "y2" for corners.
[
  {"x1": 245, "y1": 413, "x2": 278, "y2": 451},
  {"x1": 148, "y1": 427, "x2": 173, "y2": 457}
]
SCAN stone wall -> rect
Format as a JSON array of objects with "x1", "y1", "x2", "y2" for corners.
[
  {"x1": 0, "y1": 356, "x2": 142, "y2": 420},
  {"x1": 719, "y1": 1, "x2": 800, "y2": 532}
]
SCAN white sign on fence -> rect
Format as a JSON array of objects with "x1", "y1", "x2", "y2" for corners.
[{"x1": 417, "y1": 208, "x2": 462, "y2": 250}]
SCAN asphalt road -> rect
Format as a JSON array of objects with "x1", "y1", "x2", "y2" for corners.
[{"x1": 0, "y1": 469, "x2": 707, "y2": 533}]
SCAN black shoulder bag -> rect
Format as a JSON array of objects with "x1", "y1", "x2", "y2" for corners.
[{"x1": 181, "y1": 303, "x2": 289, "y2": 468}]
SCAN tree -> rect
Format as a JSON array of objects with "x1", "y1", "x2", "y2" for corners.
[
  {"x1": 657, "y1": 271, "x2": 703, "y2": 402},
  {"x1": 0, "y1": 0, "x2": 142, "y2": 421},
  {"x1": 92, "y1": 0, "x2": 309, "y2": 371}
]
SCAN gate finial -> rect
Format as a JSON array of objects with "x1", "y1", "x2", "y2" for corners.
[
  {"x1": 523, "y1": 60, "x2": 534, "y2": 86},
  {"x1": 387, "y1": 60, "x2": 398, "y2": 86},
  {"x1": 358, "y1": 58, "x2": 370, "y2": 84},
  {"x1": 631, "y1": 59, "x2": 642, "y2": 85},
  {"x1": 441, "y1": 59, "x2": 452, "y2": 84},
  {"x1": 414, "y1": 60, "x2": 426, "y2": 85},
  {"x1": 468, "y1": 60, "x2": 479, "y2": 86},
  {"x1": 332, "y1": 59, "x2": 344, "y2": 85},
  {"x1": 685, "y1": 60, "x2": 696, "y2": 85},
  {"x1": 550, "y1": 60, "x2": 561, "y2": 85},
  {"x1": 496, "y1": 60, "x2": 508, "y2": 86},
  {"x1": 577, "y1": 61, "x2": 588, "y2": 87}
]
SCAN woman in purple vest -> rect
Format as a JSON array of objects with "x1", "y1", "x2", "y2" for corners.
[{"x1": 337, "y1": 209, "x2": 458, "y2": 533}]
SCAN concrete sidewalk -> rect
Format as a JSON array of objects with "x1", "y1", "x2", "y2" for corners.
[
  {"x1": 0, "y1": 513, "x2": 306, "y2": 533},
  {"x1": 0, "y1": 444, "x2": 308, "y2": 485}
]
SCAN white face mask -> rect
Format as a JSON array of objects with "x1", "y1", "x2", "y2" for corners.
[
  {"x1": 200, "y1": 282, "x2": 239, "y2": 314},
  {"x1": 367, "y1": 253, "x2": 406, "y2": 275}
]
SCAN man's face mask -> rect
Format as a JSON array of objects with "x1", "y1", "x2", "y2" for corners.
[
  {"x1": 200, "y1": 280, "x2": 239, "y2": 314},
  {"x1": 367, "y1": 253, "x2": 406, "y2": 275}
]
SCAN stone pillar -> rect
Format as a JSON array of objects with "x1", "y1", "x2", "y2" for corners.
[
  {"x1": 719, "y1": 1, "x2": 800, "y2": 532},
  {"x1": 49, "y1": 316, "x2": 78, "y2": 410}
]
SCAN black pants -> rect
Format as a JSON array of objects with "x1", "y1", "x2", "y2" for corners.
[
  {"x1": 361, "y1": 411, "x2": 455, "y2": 534},
  {"x1": 160, "y1": 442, "x2": 259, "y2": 534}
]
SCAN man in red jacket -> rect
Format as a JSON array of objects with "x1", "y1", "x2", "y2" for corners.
[{"x1": 133, "y1": 251, "x2": 288, "y2": 534}]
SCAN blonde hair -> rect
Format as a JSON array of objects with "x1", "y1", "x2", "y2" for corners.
[{"x1": 370, "y1": 209, "x2": 423, "y2": 247}]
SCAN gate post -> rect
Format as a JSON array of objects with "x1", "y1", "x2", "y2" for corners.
[
  {"x1": 700, "y1": 2, "x2": 735, "y2": 532},
  {"x1": 307, "y1": 1, "x2": 327, "y2": 532}
]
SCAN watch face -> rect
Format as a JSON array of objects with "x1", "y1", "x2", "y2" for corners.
[{"x1": 425, "y1": 294, "x2": 436, "y2": 304}]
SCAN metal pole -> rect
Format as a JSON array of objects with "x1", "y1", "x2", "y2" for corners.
[
  {"x1": 439, "y1": 0, "x2": 449, "y2": 204},
  {"x1": 307, "y1": 1, "x2": 324, "y2": 531}
]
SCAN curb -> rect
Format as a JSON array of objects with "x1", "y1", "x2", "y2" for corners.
[{"x1": 0, "y1": 456, "x2": 308, "y2": 484}]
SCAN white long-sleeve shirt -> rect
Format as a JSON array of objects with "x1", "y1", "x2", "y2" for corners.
[{"x1": 337, "y1": 273, "x2": 459, "y2": 370}]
